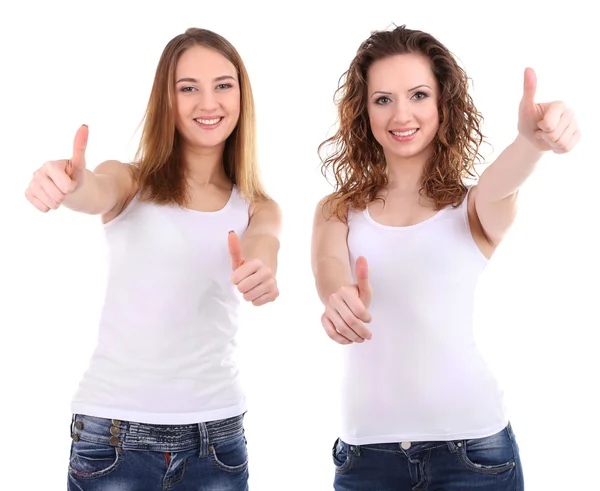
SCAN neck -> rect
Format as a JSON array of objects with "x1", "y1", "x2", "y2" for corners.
[
  {"x1": 384, "y1": 148, "x2": 433, "y2": 194},
  {"x1": 181, "y1": 142, "x2": 229, "y2": 186}
]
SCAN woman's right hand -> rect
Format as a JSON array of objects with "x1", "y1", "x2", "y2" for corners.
[
  {"x1": 321, "y1": 256, "x2": 373, "y2": 345},
  {"x1": 25, "y1": 125, "x2": 88, "y2": 212}
]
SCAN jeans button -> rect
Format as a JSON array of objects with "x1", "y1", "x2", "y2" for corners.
[
  {"x1": 75, "y1": 421, "x2": 84, "y2": 431},
  {"x1": 111, "y1": 419, "x2": 122, "y2": 426},
  {"x1": 109, "y1": 436, "x2": 119, "y2": 446},
  {"x1": 110, "y1": 426, "x2": 120, "y2": 436},
  {"x1": 401, "y1": 441, "x2": 411, "y2": 450},
  {"x1": 72, "y1": 433, "x2": 80, "y2": 442}
]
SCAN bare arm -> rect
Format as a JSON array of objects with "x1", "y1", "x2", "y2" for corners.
[
  {"x1": 311, "y1": 196, "x2": 354, "y2": 305},
  {"x1": 241, "y1": 198, "x2": 282, "y2": 274},
  {"x1": 64, "y1": 160, "x2": 137, "y2": 218},
  {"x1": 229, "y1": 198, "x2": 282, "y2": 307},
  {"x1": 311, "y1": 196, "x2": 372, "y2": 344},
  {"x1": 473, "y1": 68, "x2": 579, "y2": 247},
  {"x1": 472, "y1": 135, "x2": 543, "y2": 246},
  {"x1": 25, "y1": 126, "x2": 136, "y2": 219}
]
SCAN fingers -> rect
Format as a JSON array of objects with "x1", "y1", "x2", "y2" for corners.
[
  {"x1": 239, "y1": 274, "x2": 278, "y2": 303},
  {"x1": 231, "y1": 259, "x2": 279, "y2": 306},
  {"x1": 44, "y1": 162, "x2": 75, "y2": 194},
  {"x1": 537, "y1": 101, "x2": 566, "y2": 133},
  {"x1": 552, "y1": 125, "x2": 581, "y2": 154},
  {"x1": 323, "y1": 304, "x2": 370, "y2": 343},
  {"x1": 71, "y1": 124, "x2": 89, "y2": 172},
  {"x1": 25, "y1": 161, "x2": 74, "y2": 211},
  {"x1": 326, "y1": 289, "x2": 372, "y2": 342},
  {"x1": 24, "y1": 188, "x2": 51, "y2": 212},
  {"x1": 228, "y1": 230, "x2": 244, "y2": 270},
  {"x1": 321, "y1": 313, "x2": 353, "y2": 345},
  {"x1": 249, "y1": 287, "x2": 280, "y2": 306},
  {"x1": 535, "y1": 109, "x2": 580, "y2": 152}
]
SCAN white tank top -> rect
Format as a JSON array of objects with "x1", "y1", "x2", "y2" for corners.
[
  {"x1": 71, "y1": 186, "x2": 250, "y2": 424},
  {"x1": 341, "y1": 187, "x2": 508, "y2": 445}
]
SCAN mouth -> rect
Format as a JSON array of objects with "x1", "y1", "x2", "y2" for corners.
[
  {"x1": 194, "y1": 117, "x2": 224, "y2": 129},
  {"x1": 389, "y1": 128, "x2": 418, "y2": 141}
]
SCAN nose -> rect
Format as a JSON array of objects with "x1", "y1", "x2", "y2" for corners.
[
  {"x1": 392, "y1": 100, "x2": 412, "y2": 124},
  {"x1": 197, "y1": 91, "x2": 219, "y2": 112}
]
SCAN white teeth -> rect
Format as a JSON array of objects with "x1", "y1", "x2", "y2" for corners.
[
  {"x1": 195, "y1": 117, "x2": 222, "y2": 125},
  {"x1": 391, "y1": 129, "x2": 417, "y2": 137}
]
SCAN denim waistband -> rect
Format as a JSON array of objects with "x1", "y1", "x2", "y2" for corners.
[
  {"x1": 70, "y1": 413, "x2": 245, "y2": 453},
  {"x1": 346, "y1": 422, "x2": 514, "y2": 456}
]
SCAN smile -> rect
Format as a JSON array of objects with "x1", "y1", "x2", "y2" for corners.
[
  {"x1": 389, "y1": 128, "x2": 419, "y2": 142},
  {"x1": 194, "y1": 117, "x2": 224, "y2": 127}
]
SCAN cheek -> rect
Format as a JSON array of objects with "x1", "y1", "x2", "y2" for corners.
[
  {"x1": 424, "y1": 102, "x2": 440, "y2": 127},
  {"x1": 368, "y1": 109, "x2": 388, "y2": 136},
  {"x1": 174, "y1": 96, "x2": 191, "y2": 123}
]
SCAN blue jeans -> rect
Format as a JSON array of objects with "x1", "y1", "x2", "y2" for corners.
[
  {"x1": 67, "y1": 413, "x2": 249, "y2": 490},
  {"x1": 333, "y1": 423, "x2": 524, "y2": 490}
]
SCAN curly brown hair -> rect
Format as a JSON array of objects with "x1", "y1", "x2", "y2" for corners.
[{"x1": 318, "y1": 25, "x2": 485, "y2": 222}]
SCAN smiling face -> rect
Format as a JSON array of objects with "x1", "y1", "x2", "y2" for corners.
[
  {"x1": 366, "y1": 53, "x2": 439, "y2": 164},
  {"x1": 174, "y1": 44, "x2": 241, "y2": 152}
]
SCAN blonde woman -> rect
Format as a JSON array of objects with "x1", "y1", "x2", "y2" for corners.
[{"x1": 25, "y1": 28, "x2": 281, "y2": 490}]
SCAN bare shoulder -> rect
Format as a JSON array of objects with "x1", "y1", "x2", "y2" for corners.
[
  {"x1": 249, "y1": 196, "x2": 281, "y2": 217},
  {"x1": 314, "y1": 193, "x2": 348, "y2": 226},
  {"x1": 247, "y1": 197, "x2": 282, "y2": 235},
  {"x1": 93, "y1": 159, "x2": 137, "y2": 178},
  {"x1": 96, "y1": 160, "x2": 139, "y2": 224}
]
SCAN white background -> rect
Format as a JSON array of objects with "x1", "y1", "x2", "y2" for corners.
[{"x1": 1, "y1": 0, "x2": 598, "y2": 489}]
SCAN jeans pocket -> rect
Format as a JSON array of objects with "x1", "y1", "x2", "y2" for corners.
[
  {"x1": 69, "y1": 439, "x2": 122, "y2": 480},
  {"x1": 332, "y1": 438, "x2": 354, "y2": 474},
  {"x1": 209, "y1": 435, "x2": 249, "y2": 473},
  {"x1": 456, "y1": 429, "x2": 517, "y2": 475}
]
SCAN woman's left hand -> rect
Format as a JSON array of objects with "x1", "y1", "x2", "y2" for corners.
[{"x1": 517, "y1": 67, "x2": 581, "y2": 154}]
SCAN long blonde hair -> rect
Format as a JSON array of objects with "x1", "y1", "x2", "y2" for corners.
[{"x1": 134, "y1": 27, "x2": 267, "y2": 204}]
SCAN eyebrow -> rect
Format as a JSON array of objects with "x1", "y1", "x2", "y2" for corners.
[
  {"x1": 370, "y1": 84, "x2": 432, "y2": 97},
  {"x1": 176, "y1": 75, "x2": 236, "y2": 84}
]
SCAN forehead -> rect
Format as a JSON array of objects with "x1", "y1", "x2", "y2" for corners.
[
  {"x1": 367, "y1": 53, "x2": 436, "y2": 89},
  {"x1": 175, "y1": 45, "x2": 237, "y2": 79}
]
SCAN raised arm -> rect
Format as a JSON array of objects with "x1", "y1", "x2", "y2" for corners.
[
  {"x1": 25, "y1": 125, "x2": 137, "y2": 219},
  {"x1": 473, "y1": 68, "x2": 580, "y2": 247}
]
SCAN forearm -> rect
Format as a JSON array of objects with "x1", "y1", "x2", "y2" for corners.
[
  {"x1": 314, "y1": 257, "x2": 353, "y2": 305},
  {"x1": 241, "y1": 233, "x2": 280, "y2": 275},
  {"x1": 477, "y1": 134, "x2": 544, "y2": 201},
  {"x1": 62, "y1": 170, "x2": 118, "y2": 215}
]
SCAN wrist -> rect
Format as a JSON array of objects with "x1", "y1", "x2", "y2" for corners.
[{"x1": 514, "y1": 133, "x2": 545, "y2": 159}]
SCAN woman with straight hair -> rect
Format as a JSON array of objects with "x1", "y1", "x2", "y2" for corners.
[{"x1": 25, "y1": 27, "x2": 281, "y2": 490}]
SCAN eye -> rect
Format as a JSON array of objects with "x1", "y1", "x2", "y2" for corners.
[
  {"x1": 375, "y1": 96, "x2": 391, "y2": 105},
  {"x1": 217, "y1": 83, "x2": 233, "y2": 90},
  {"x1": 180, "y1": 86, "x2": 196, "y2": 93},
  {"x1": 411, "y1": 91, "x2": 428, "y2": 100}
]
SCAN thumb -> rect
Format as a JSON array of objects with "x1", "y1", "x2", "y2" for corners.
[
  {"x1": 228, "y1": 231, "x2": 244, "y2": 270},
  {"x1": 355, "y1": 256, "x2": 371, "y2": 303},
  {"x1": 71, "y1": 124, "x2": 89, "y2": 172},
  {"x1": 521, "y1": 67, "x2": 537, "y2": 107}
]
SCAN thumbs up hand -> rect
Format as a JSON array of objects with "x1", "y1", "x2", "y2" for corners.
[
  {"x1": 517, "y1": 67, "x2": 580, "y2": 154},
  {"x1": 25, "y1": 125, "x2": 90, "y2": 212},
  {"x1": 321, "y1": 256, "x2": 373, "y2": 345},
  {"x1": 228, "y1": 231, "x2": 279, "y2": 306}
]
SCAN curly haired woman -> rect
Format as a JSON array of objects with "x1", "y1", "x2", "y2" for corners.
[{"x1": 311, "y1": 25, "x2": 580, "y2": 490}]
